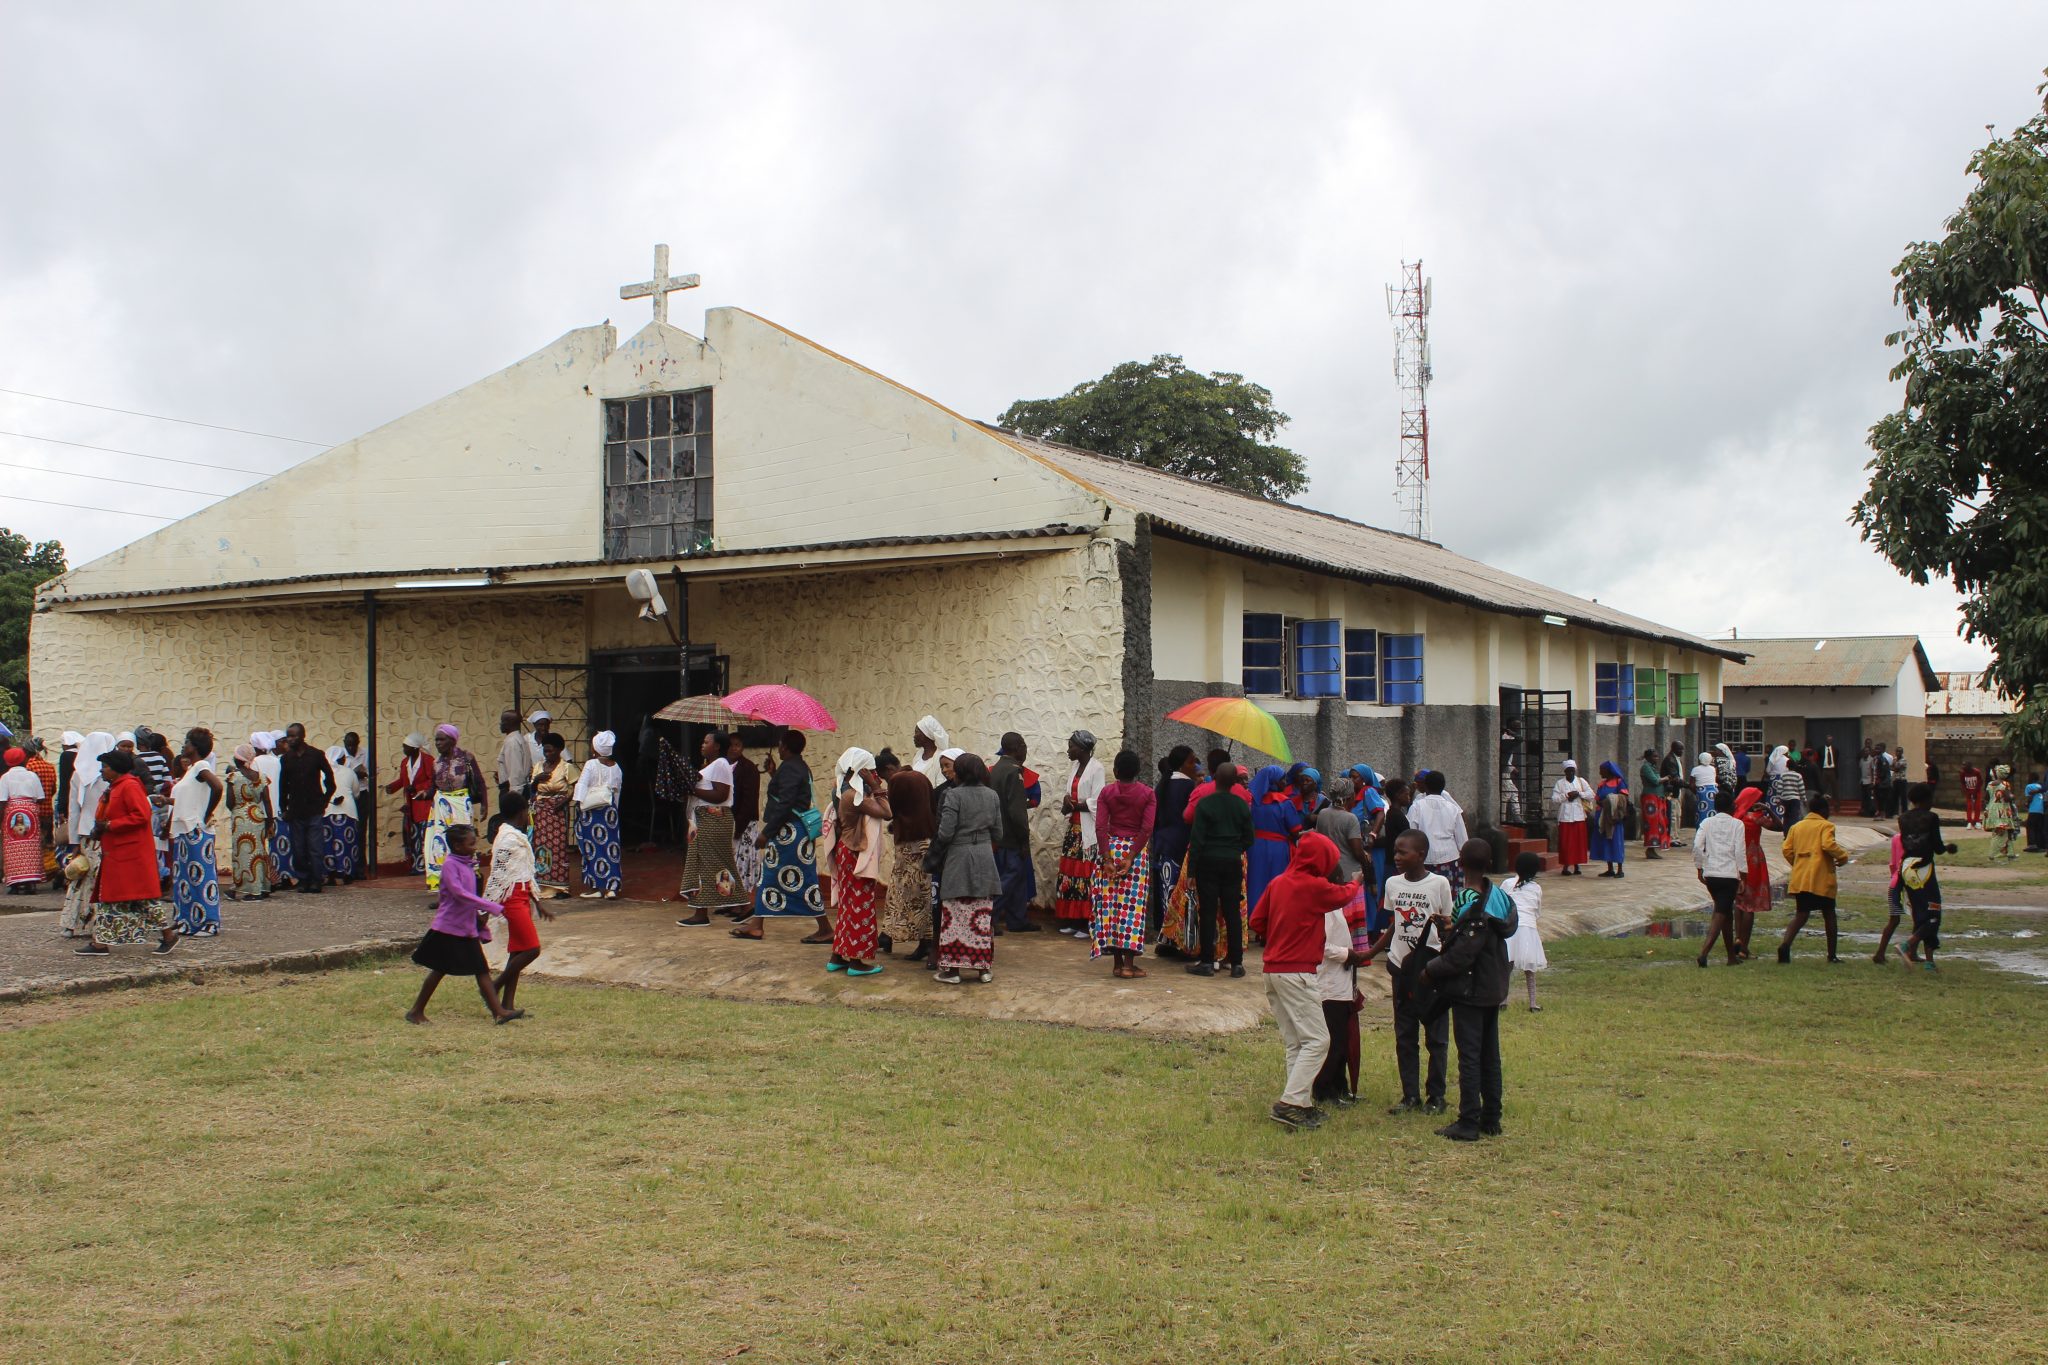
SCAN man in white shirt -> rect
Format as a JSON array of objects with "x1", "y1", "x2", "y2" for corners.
[
  {"x1": 1408, "y1": 769, "x2": 1470, "y2": 890},
  {"x1": 1691, "y1": 787, "x2": 1745, "y2": 967},
  {"x1": 1367, "y1": 828, "x2": 1452, "y2": 1116},
  {"x1": 494, "y1": 710, "x2": 533, "y2": 805},
  {"x1": 1552, "y1": 760, "x2": 1594, "y2": 876}
]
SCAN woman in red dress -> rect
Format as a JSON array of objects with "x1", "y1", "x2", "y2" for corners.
[
  {"x1": 820, "y1": 748, "x2": 890, "y2": 976},
  {"x1": 1731, "y1": 787, "x2": 1773, "y2": 960},
  {"x1": 79, "y1": 750, "x2": 176, "y2": 955}
]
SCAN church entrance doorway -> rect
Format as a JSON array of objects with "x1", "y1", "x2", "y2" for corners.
[
  {"x1": 587, "y1": 647, "x2": 728, "y2": 844},
  {"x1": 1805, "y1": 718, "x2": 1861, "y2": 802}
]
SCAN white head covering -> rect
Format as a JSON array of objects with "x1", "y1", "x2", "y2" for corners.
[
  {"x1": 60, "y1": 730, "x2": 82, "y2": 747},
  {"x1": 591, "y1": 730, "x2": 616, "y2": 757},
  {"x1": 915, "y1": 715, "x2": 948, "y2": 750},
  {"x1": 1562, "y1": 758, "x2": 1577, "y2": 771},
  {"x1": 1698, "y1": 752, "x2": 1713, "y2": 767},
  {"x1": 527, "y1": 709, "x2": 550, "y2": 725},
  {"x1": 115, "y1": 731, "x2": 136, "y2": 746},
  {"x1": 403, "y1": 732, "x2": 425, "y2": 749},
  {"x1": 326, "y1": 744, "x2": 349, "y2": 766},
  {"x1": 1767, "y1": 745, "x2": 1790, "y2": 777},
  {"x1": 835, "y1": 747, "x2": 876, "y2": 791},
  {"x1": 73, "y1": 731, "x2": 115, "y2": 830},
  {"x1": 939, "y1": 747, "x2": 966, "y2": 762}
]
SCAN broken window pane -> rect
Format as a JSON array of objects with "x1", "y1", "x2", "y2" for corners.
[{"x1": 605, "y1": 402, "x2": 625, "y2": 443}]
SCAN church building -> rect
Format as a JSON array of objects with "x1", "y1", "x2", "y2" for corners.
[{"x1": 30, "y1": 258, "x2": 1739, "y2": 869}]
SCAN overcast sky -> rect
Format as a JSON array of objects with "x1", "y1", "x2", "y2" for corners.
[{"x1": 5, "y1": 3, "x2": 2040, "y2": 668}]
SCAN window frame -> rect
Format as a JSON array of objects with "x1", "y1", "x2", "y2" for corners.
[
  {"x1": 602, "y1": 388, "x2": 714, "y2": 560},
  {"x1": 1242, "y1": 612, "x2": 1287, "y2": 696},
  {"x1": 1637, "y1": 667, "x2": 1667, "y2": 717},
  {"x1": 1382, "y1": 633, "x2": 1425, "y2": 706},
  {"x1": 1595, "y1": 661, "x2": 1637, "y2": 715},
  {"x1": 1671, "y1": 672, "x2": 1701, "y2": 719},
  {"x1": 1344, "y1": 628, "x2": 1378, "y2": 704}
]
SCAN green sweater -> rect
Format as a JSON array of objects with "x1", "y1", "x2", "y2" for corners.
[{"x1": 1189, "y1": 790, "x2": 1255, "y2": 864}]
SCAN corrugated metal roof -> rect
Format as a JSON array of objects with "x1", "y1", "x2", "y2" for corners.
[
  {"x1": 1724, "y1": 636, "x2": 1939, "y2": 690},
  {"x1": 990, "y1": 429, "x2": 1744, "y2": 660},
  {"x1": 35, "y1": 524, "x2": 1092, "y2": 606}
]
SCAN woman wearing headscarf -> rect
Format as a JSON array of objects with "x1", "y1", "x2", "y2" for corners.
[
  {"x1": 1590, "y1": 761, "x2": 1630, "y2": 878},
  {"x1": 528, "y1": 731, "x2": 575, "y2": 896},
  {"x1": 1052, "y1": 731, "x2": 1106, "y2": 933},
  {"x1": 1, "y1": 748, "x2": 45, "y2": 893},
  {"x1": 1732, "y1": 787, "x2": 1772, "y2": 958},
  {"x1": 1091, "y1": 749, "x2": 1156, "y2": 978},
  {"x1": 1766, "y1": 745, "x2": 1806, "y2": 830},
  {"x1": 1637, "y1": 749, "x2": 1668, "y2": 860},
  {"x1": 818, "y1": 747, "x2": 890, "y2": 974},
  {"x1": 53, "y1": 731, "x2": 81, "y2": 857},
  {"x1": 911, "y1": 715, "x2": 949, "y2": 788},
  {"x1": 930, "y1": 751, "x2": 1003, "y2": 983},
  {"x1": 1348, "y1": 765, "x2": 1391, "y2": 933},
  {"x1": 424, "y1": 724, "x2": 487, "y2": 892},
  {"x1": 573, "y1": 731, "x2": 624, "y2": 899},
  {"x1": 1689, "y1": 752, "x2": 1719, "y2": 831},
  {"x1": 1551, "y1": 761, "x2": 1593, "y2": 875},
  {"x1": 224, "y1": 743, "x2": 273, "y2": 900},
  {"x1": 59, "y1": 733, "x2": 115, "y2": 936},
  {"x1": 21, "y1": 738, "x2": 58, "y2": 884},
  {"x1": 168, "y1": 730, "x2": 225, "y2": 935},
  {"x1": 386, "y1": 733, "x2": 435, "y2": 875},
  {"x1": 78, "y1": 749, "x2": 176, "y2": 956},
  {"x1": 1714, "y1": 743, "x2": 1738, "y2": 798},
  {"x1": 322, "y1": 744, "x2": 362, "y2": 884},
  {"x1": 1247, "y1": 763, "x2": 1306, "y2": 914},
  {"x1": 251, "y1": 732, "x2": 292, "y2": 889}
]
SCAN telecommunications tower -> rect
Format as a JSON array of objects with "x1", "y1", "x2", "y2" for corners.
[{"x1": 1385, "y1": 261, "x2": 1433, "y2": 540}]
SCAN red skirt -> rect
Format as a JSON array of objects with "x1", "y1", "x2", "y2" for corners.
[
  {"x1": 1558, "y1": 821, "x2": 1589, "y2": 868},
  {"x1": 831, "y1": 840, "x2": 880, "y2": 961},
  {"x1": 1641, "y1": 794, "x2": 1670, "y2": 849},
  {"x1": 501, "y1": 884, "x2": 542, "y2": 954}
]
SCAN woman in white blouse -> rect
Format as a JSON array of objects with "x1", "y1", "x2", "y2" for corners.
[{"x1": 573, "y1": 731, "x2": 625, "y2": 900}]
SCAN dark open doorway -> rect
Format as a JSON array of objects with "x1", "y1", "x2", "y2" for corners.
[
  {"x1": 587, "y1": 647, "x2": 727, "y2": 845},
  {"x1": 1805, "y1": 718, "x2": 1861, "y2": 801}
]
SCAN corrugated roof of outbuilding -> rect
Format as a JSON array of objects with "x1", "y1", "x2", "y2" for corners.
[{"x1": 1723, "y1": 636, "x2": 1939, "y2": 691}]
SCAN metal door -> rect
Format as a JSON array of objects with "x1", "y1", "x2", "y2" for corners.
[
  {"x1": 513, "y1": 665, "x2": 590, "y2": 754},
  {"x1": 1500, "y1": 687, "x2": 1571, "y2": 832}
]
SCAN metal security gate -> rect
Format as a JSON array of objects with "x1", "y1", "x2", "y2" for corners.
[
  {"x1": 1500, "y1": 686, "x2": 1571, "y2": 833},
  {"x1": 1697, "y1": 701, "x2": 1724, "y2": 757},
  {"x1": 513, "y1": 665, "x2": 590, "y2": 754}
]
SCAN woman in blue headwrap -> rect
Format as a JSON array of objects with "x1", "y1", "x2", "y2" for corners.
[
  {"x1": 1247, "y1": 764, "x2": 1304, "y2": 914},
  {"x1": 1590, "y1": 760, "x2": 1630, "y2": 878},
  {"x1": 1294, "y1": 766, "x2": 1327, "y2": 816},
  {"x1": 1349, "y1": 764, "x2": 1391, "y2": 934}
]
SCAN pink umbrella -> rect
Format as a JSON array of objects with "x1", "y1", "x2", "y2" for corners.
[{"x1": 723, "y1": 684, "x2": 838, "y2": 732}]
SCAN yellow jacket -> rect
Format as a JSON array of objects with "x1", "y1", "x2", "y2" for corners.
[{"x1": 1782, "y1": 813, "x2": 1849, "y2": 898}]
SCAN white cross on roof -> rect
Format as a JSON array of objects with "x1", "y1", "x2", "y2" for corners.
[{"x1": 618, "y1": 243, "x2": 700, "y2": 325}]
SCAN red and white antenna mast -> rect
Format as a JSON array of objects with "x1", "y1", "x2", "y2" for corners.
[{"x1": 1386, "y1": 260, "x2": 1433, "y2": 540}]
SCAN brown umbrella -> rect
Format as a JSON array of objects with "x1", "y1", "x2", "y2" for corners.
[{"x1": 654, "y1": 695, "x2": 739, "y2": 724}]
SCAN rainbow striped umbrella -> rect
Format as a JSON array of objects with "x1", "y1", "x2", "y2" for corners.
[{"x1": 1164, "y1": 696, "x2": 1292, "y2": 764}]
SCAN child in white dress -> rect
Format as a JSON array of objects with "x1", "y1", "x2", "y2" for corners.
[{"x1": 1503, "y1": 851, "x2": 1546, "y2": 1012}]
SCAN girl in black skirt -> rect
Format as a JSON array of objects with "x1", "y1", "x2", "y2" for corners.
[{"x1": 406, "y1": 824, "x2": 523, "y2": 1025}]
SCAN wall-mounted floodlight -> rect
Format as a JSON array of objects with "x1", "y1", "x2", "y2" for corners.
[
  {"x1": 393, "y1": 577, "x2": 490, "y2": 590},
  {"x1": 1541, "y1": 613, "x2": 1568, "y2": 627}
]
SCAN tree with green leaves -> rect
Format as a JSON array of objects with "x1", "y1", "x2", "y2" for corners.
[
  {"x1": 1857, "y1": 83, "x2": 2048, "y2": 757},
  {"x1": 0, "y1": 529, "x2": 66, "y2": 727},
  {"x1": 999, "y1": 355, "x2": 1309, "y2": 501}
]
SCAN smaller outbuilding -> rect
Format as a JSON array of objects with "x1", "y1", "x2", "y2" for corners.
[{"x1": 1719, "y1": 636, "x2": 1937, "y2": 805}]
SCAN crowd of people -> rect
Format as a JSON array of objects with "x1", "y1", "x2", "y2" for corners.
[{"x1": 0, "y1": 708, "x2": 2016, "y2": 1133}]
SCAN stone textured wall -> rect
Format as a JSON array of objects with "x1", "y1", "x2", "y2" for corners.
[{"x1": 29, "y1": 596, "x2": 585, "y2": 858}]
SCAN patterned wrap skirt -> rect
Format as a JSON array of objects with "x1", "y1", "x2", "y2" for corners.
[
  {"x1": 424, "y1": 790, "x2": 471, "y2": 892},
  {"x1": 402, "y1": 816, "x2": 426, "y2": 875},
  {"x1": 753, "y1": 819, "x2": 822, "y2": 917},
  {"x1": 575, "y1": 802, "x2": 622, "y2": 892},
  {"x1": 1053, "y1": 815, "x2": 1094, "y2": 921},
  {"x1": 171, "y1": 829, "x2": 221, "y2": 936},
  {"x1": 884, "y1": 839, "x2": 934, "y2": 944},
  {"x1": 322, "y1": 814, "x2": 360, "y2": 880},
  {"x1": 1641, "y1": 794, "x2": 1670, "y2": 849},
  {"x1": 531, "y1": 794, "x2": 571, "y2": 887},
  {"x1": 1157, "y1": 853, "x2": 1239, "y2": 962},
  {"x1": 270, "y1": 823, "x2": 297, "y2": 885},
  {"x1": 3, "y1": 798, "x2": 40, "y2": 885},
  {"x1": 93, "y1": 897, "x2": 171, "y2": 946},
  {"x1": 1090, "y1": 834, "x2": 1149, "y2": 957},
  {"x1": 231, "y1": 812, "x2": 271, "y2": 897},
  {"x1": 735, "y1": 820, "x2": 765, "y2": 893},
  {"x1": 60, "y1": 842, "x2": 99, "y2": 934},
  {"x1": 937, "y1": 897, "x2": 995, "y2": 974},
  {"x1": 680, "y1": 806, "x2": 749, "y2": 909},
  {"x1": 830, "y1": 839, "x2": 881, "y2": 962}
]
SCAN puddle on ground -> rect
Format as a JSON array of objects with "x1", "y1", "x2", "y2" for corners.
[
  {"x1": 1604, "y1": 915, "x2": 2048, "y2": 982},
  {"x1": 1950, "y1": 950, "x2": 2048, "y2": 981}
]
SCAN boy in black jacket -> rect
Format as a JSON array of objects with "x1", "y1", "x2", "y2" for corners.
[{"x1": 1423, "y1": 838, "x2": 1520, "y2": 1142}]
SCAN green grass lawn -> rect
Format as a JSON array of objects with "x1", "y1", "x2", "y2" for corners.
[{"x1": 3, "y1": 909, "x2": 2045, "y2": 1364}]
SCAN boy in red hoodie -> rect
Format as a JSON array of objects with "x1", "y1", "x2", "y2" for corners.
[{"x1": 1249, "y1": 830, "x2": 1366, "y2": 1130}]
